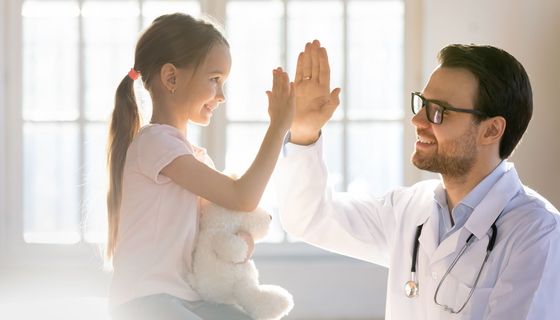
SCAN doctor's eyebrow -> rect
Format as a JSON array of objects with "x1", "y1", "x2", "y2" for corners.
[{"x1": 424, "y1": 96, "x2": 458, "y2": 109}]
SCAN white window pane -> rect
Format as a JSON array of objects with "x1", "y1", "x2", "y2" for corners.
[
  {"x1": 83, "y1": 1, "x2": 139, "y2": 121},
  {"x1": 287, "y1": 1, "x2": 344, "y2": 120},
  {"x1": 348, "y1": 0, "x2": 404, "y2": 120},
  {"x1": 225, "y1": 124, "x2": 285, "y2": 243},
  {"x1": 23, "y1": 123, "x2": 80, "y2": 243},
  {"x1": 226, "y1": 1, "x2": 283, "y2": 121},
  {"x1": 143, "y1": 1, "x2": 201, "y2": 27},
  {"x1": 22, "y1": 1, "x2": 79, "y2": 121},
  {"x1": 347, "y1": 123, "x2": 403, "y2": 196},
  {"x1": 83, "y1": 124, "x2": 108, "y2": 243}
]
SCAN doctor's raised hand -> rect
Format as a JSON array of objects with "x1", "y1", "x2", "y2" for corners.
[{"x1": 290, "y1": 40, "x2": 341, "y2": 145}]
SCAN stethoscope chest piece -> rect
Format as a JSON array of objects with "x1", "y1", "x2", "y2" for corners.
[{"x1": 404, "y1": 279, "x2": 419, "y2": 298}]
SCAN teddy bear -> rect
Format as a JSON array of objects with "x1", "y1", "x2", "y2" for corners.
[{"x1": 187, "y1": 200, "x2": 294, "y2": 320}]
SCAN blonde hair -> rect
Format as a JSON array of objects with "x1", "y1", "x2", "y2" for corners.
[{"x1": 106, "y1": 13, "x2": 228, "y2": 262}]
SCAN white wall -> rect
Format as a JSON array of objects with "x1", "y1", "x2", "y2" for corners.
[
  {"x1": 421, "y1": 0, "x2": 560, "y2": 207},
  {"x1": 0, "y1": 0, "x2": 7, "y2": 254}
]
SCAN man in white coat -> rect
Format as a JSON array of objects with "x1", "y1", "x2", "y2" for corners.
[{"x1": 276, "y1": 40, "x2": 560, "y2": 319}]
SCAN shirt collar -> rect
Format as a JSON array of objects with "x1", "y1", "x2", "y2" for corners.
[
  {"x1": 432, "y1": 160, "x2": 508, "y2": 209},
  {"x1": 461, "y1": 160, "x2": 508, "y2": 209}
]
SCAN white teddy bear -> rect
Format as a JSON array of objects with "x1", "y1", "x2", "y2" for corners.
[{"x1": 187, "y1": 200, "x2": 294, "y2": 320}]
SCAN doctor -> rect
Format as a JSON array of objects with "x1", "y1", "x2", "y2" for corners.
[{"x1": 277, "y1": 41, "x2": 560, "y2": 319}]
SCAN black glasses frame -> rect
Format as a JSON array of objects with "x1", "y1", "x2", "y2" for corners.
[{"x1": 411, "y1": 92, "x2": 487, "y2": 124}]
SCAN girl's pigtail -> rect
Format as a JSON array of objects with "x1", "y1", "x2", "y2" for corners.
[{"x1": 106, "y1": 73, "x2": 140, "y2": 262}]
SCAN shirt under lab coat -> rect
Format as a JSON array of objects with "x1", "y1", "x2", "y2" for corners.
[{"x1": 276, "y1": 136, "x2": 560, "y2": 320}]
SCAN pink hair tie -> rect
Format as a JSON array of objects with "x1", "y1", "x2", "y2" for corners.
[{"x1": 128, "y1": 68, "x2": 140, "y2": 80}]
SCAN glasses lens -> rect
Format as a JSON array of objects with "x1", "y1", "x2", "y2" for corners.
[
  {"x1": 426, "y1": 103, "x2": 444, "y2": 124},
  {"x1": 412, "y1": 94, "x2": 423, "y2": 114}
]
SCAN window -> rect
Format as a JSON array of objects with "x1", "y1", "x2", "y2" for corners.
[
  {"x1": 225, "y1": 0, "x2": 404, "y2": 242},
  {"x1": 6, "y1": 0, "x2": 404, "y2": 256}
]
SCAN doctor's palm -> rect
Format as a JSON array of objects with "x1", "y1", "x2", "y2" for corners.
[{"x1": 292, "y1": 40, "x2": 341, "y2": 144}]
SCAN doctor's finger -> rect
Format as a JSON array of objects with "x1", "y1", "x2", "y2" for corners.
[
  {"x1": 303, "y1": 42, "x2": 312, "y2": 79},
  {"x1": 311, "y1": 41, "x2": 320, "y2": 81},
  {"x1": 319, "y1": 47, "x2": 331, "y2": 86},
  {"x1": 295, "y1": 52, "x2": 305, "y2": 82}
]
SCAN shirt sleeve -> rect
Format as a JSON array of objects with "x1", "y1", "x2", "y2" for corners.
[
  {"x1": 136, "y1": 127, "x2": 193, "y2": 184},
  {"x1": 276, "y1": 135, "x2": 401, "y2": 266}
]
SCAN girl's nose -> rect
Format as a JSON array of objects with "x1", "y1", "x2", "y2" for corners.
[{"x1": 216, "y1": 86, "x2": 226, "y2": 103}]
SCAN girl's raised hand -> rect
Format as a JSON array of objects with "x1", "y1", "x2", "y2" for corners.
[{"x1": 266, "y1": 67, "x2": 295, "y2": 133}]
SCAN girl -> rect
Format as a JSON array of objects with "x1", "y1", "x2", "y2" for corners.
[{"x1": 107, "y1": 13, "x2": 294, "y2": 320}]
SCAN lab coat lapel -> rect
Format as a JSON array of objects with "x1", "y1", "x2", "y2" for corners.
[
  {"x1": 427, "y1": 164, "x2": 522, "y2": 265},
  {"x1": 430, "y1": 227, "x2": 464, "y2": 264},
  {"x1": 418, "y1": 201, "x2": 439, "y2": 261}
]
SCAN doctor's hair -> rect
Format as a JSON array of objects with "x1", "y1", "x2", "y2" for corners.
[
  {"x1": 106, "y1": 13, "x2": 228, "y2": 262},
  {"x1": 437, "y1": 44, "x2": 532, "y2": 160}
]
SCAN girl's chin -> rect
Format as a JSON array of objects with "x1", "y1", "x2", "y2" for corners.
[{"x1": 188, "y1": 119, "x2": 211, "y2": 127}]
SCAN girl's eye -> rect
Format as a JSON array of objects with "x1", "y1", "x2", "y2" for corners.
[{"x1": 211, "y1": 77, "x2": 220, "y2": 83}]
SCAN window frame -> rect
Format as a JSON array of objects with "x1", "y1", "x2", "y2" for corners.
[{"x1": 1, "y1": 0, "x2": 420, "y2": 268}]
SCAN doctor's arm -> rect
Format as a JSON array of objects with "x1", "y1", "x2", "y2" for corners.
[
  {"x1": 276, "y1": 135, "x2": 404, "y2": 265},
  {"x1": 276, "y1": 40, "x2": 399, "y2": 265}
]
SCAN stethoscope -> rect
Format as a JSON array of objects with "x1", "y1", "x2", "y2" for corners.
[{"x1": 404, "y1": 218, "x2": 499, "y2": 314}]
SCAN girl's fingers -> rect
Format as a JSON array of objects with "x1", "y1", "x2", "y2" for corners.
[
  {"x1": 272, "y1": 68, "x2": 280, "y2": 93},
  {"x1": 271, "y1": 67, "x2": 292, "y2": 97}
]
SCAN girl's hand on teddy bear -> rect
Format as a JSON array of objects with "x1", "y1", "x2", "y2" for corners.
[{"x1": 236, "y1": 231, "x2": 255, "y2": 263}]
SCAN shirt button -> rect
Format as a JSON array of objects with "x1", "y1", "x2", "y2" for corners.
[{"x1": 432, "y1": 272, "x2": 438, "y2": 280}]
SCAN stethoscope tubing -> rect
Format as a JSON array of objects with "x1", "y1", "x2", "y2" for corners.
[{"x1": 406, "y1": 217, "x2": 499, "y2": 313}]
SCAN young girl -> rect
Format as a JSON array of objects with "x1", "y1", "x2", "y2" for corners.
[{"x1": 107, "y1": 13, "x2": 294, "y2": 320}]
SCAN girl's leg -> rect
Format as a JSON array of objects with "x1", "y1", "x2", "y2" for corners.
[
  {"x1": 111, "y1": 294, "x2": 202, "y2": 320},
  {"x1": 182, "y1": 300, "x2": 253, "y2": 320}
]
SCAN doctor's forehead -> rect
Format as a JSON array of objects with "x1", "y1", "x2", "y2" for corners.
[{"x1": 422, "y1": 66, "x2": 478, "y2": 109}]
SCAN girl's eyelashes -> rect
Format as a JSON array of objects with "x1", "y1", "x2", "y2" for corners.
[{"x1": 210, "y1": 76, "x2": 221, "y2": 83}]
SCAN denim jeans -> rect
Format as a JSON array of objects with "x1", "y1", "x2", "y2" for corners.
[{"x1": 111, "y1": 294, "x2": 253, "y2": 320}]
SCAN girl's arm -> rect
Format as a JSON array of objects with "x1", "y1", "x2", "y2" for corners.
[{"x1": 161, "y1": 68, "x2": 294, "y2": 212}]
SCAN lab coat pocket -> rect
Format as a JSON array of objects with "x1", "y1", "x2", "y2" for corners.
[{"x1": 455, "y1": 281, "x2": 492, "y2": 319}]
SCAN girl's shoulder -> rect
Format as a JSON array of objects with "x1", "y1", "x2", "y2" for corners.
[
  {"x1": 136, "y1": 124, "x2": 213, "y2": 166},
  {"x1": 134, "y1": 124, "x2": 194, "y2": 154}
]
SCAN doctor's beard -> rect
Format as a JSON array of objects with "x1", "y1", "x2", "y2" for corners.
[{"x1": 411, "y1": 125, "x2": 478, "y2": 178}]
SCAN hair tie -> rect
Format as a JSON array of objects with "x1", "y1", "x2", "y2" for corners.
[{"x1": 128, "y1": 68, "x2": 140, "y2": 81}]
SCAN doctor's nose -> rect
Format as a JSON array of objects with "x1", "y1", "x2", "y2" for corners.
[{"x1": 411, "y1": 107, "x2": 429, "y2": 128}]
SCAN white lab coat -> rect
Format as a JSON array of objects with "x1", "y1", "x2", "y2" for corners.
[{"x1": 276, "y1": 137, "x2": 560, "y2": 320}]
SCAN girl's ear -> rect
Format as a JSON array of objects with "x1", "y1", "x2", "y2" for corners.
[
  {"x1": 160, "y1": 63, "x2": 177, "y2": 94},
  {"x1": 479, "y1": 116, "x2": 506, "y2": 146}
]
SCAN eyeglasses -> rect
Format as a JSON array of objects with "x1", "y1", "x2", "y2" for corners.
[{"x1": 411, "y1": 92, "x2": 487, "y2": 124}]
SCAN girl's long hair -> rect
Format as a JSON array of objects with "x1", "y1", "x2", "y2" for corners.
[{"x1": 106, "y1": 13, "x2": 228, "y2": 262}]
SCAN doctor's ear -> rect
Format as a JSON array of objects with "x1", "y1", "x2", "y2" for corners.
[
  {"x1": 479, "y1": 116, "x2": 506, "y2": 146},
  {"x1": 160, "y1": 63, "x2": 177, "y2": 94}
]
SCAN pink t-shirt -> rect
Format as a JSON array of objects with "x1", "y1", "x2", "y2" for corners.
[{"x1": 109, "y1": 124, "x2": 213, "y2": 307}]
